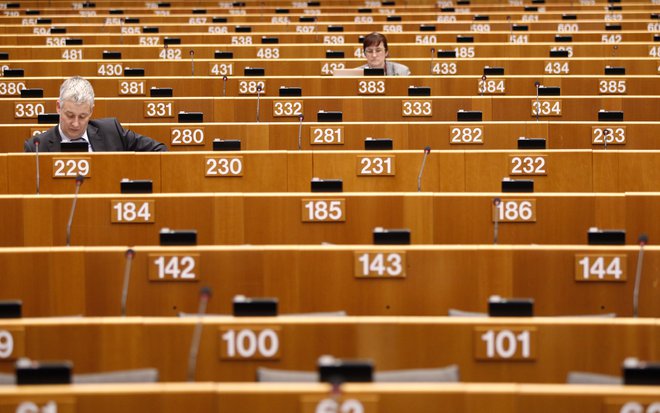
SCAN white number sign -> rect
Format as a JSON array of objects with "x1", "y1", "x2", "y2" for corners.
[
  {"x1": 205, "y1": 156, "x2": 243, "y2": 176},
  {"x1": 111, "y1": 200, "x2": 154, "y2": 223},
  {"x1": 509, "y1": 156, "x2": 547, "y2": 175},
  {"x1": 575, "y1": 255, "x2": 626, "y2": 281},
  {"x1": 357, "y1": 156, "x2": 395, "y2": 175},
  {"x1": 355, "y1": 252, "x2": 406, "y2": 278},
  {"x1": 450, "y1": 126, "x2": 483, "y2": 144},
  {"x1": 302, "y1": 199, "x2": 345, "y2": 222},
  {"x1": 171, "y1": 128, "x2": 205, "y2": 145},
  {"x1": 149, "y1": 254, "x2": 198, "y2": 281},
  {"x1": 310, "y1": 127, "x2": 344, "y2": 145},
  {"x1": 475, "y1": 327, "x2": 536, "y2": 360},
  {"x1": 52, "y1": 158, "x2": 91, "y2": 178},
  {"x1": 220, "y1": 327, "x2": 280, "y2": 359}
]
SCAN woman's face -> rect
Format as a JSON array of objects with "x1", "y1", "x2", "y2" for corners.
[{"x1": 365, "y1": 41, "x2": 387, "y2": 68}]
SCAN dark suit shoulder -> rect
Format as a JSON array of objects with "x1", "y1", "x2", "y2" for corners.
[
  {"x1": 24, "y1": 125, "x2": 58, "y2": 152},
  {"x1": 89, "y1": 118, "x2": 121, "y2": 128}
]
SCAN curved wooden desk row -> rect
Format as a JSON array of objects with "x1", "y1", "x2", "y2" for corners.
[
  {"x1": 4, "y1": 56, "x2": 658, "y2": 77},
  {"x1": 0, "y1": 245, "x2": 657, "y2": 317},
  {"x1": 2, "y1": 383, "x2": 659, "y2": 413},
  {"x1": 0, "y1": 192, "x2": 656, "y2": 246},
  {"x1": 1, "y1": 150, "x2": 659, "y2": 193},
  {"x1": 0, "y1": 317, "x2": 656, "y2": 382},
  {"x1": 2, "y1": 21, "x2": 660, "y2": 38},
  {"x1": 0, "y1": 4, "x2": 657, "y2": 18},
  {"x1": 2, "y1": 95, "x2": 658, "y2": 124},
  {"x1": 2, "y1": 20, "x2": 660, "y2": 37},
  {"x1": 3, "y1": 75, "x2": 659, "y2": 99},
  {"x1": 2, "y1": 41, "x2": 659, "y2": 59},
  {"x1": 0, "y1": 0, "x2": 649, "y2": 10},
  {"x1": 0, "y1": 8, "x2": 658, "y2": 23},
  {"x1": 3, "y1": 121, "x2": 660, "y2": 153}
]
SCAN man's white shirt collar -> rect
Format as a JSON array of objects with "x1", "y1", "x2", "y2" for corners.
[{"x1": 58, "y1": 124, "x2": 92, "y2": 152}]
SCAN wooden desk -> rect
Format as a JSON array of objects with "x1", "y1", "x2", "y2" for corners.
[
  {"x1": 0, "y1": 245, "x2": 658, "y2": 317},
  {"x1": 3, "y1": 75, "x2": 659, "y2": 99},
  {"x1": 3, "y1": 121, "x2": 660, "y2": 153},
  {"x1": 0, "y1": 192, "x2": 657, "y2": 247},
  {"x1": 0, "y1": 317, "x2": 655, "y2": 383},
  {"x1": 1, "y1": 33, "x2": 659, "y2": 57},
  {"x1": 3, "y1": 57, "x2": 659, "y2": 77},
  {"x1": 0, "y1": 154, "x2": 6, "y2": 193},
  {"x1": 3, "y1": 151, "x2": 659, "y2": 194},
  {"x1": 2, "y1": 41, "x2": 660, "y2": 60},
  {"x1": 0, "y1": 383, "x2": 658, "y2": 413},
  {"x1": 5, "y1": 152, "x2": 162, "y2": 194},
  {"x1": 0, "y1": 0, "x2": 657, "y2": 9},
  {"x1": 2, "y1": 95, "x2": 657, "y2": 124},
  {"x1": 1, "y1": 20, "x2": 658, "y2": 42}
]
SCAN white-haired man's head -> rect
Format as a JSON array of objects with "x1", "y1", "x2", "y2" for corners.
[{"x1": 56, "y1": 76, "x2": 95, "y2": 139}]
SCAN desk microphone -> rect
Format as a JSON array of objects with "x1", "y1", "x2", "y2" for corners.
[
  {"x1": 34, "y1": 136, "x2": 41, "y2": 195},
  {"x1": 119, "y1": 18, "x2": 124, "y2": 44},
  {"x1": 429, "y1": 47, "x2": 435, "y2": 74},
  {"x1": 632, "y1": 234, "x2": 648, "y2": 317},
  {"x1": 417, "y1": 146, "x2": 431, "y2": 192},
  {"x1": 612, "y1": 44, "x2": 618, "y2": 57},
  {"x1": 603, "y1": 128, "x2": 610, "y2": 150},
  {"x1": 120, "y1": 248, "x2": 135, "y2": 317},
  {"x1": 190, "y1": 50, "x2": 195, "y2": 76},
  {"x1": 493, "y1": 197, "x2": 501, "y2": 244},
  {"x1": 256, "y1": 84, "x2": 262, "y2": 122},
  {"x1": 187, "y1": 286, "x2": 212, "y2": 382},
  {"x1": 480, "y1": 74, "x2": 487, "y2": 96},
  {"x1": 534, "y1": 81, "x2": 541, "y2": 122},
  {"x1": 65, "y1": 174, "x2": 84, "y2": 247},
  {"x1": 297, "y1": 113, "x2": 304, "y2": 150},
  {"x1": 222, "y1": 75, "x2": 228, "y2": 97}
]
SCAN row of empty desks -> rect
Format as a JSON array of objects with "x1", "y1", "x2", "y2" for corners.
[
  {"x1": 3, "y1": 57, "x2": 657, "y2": 77},
  {"x1": 2, "y1": 41, "x2": 660, "y2": 59},
  {"x1": 3, "y1": 383, "x2": 659, "y2": 413},
  {"x1": 2, "y1": 95, "x2": 657, "y2": 123},
  {"x1": 0, "y1": 18, "x2": 658, "y2": 32},
  {"x1": 2, "y1": 121, "x2": 658, "y2": 153},
  {"x1": 0, "y1": 317, "x2": 656, "y2": 382},
  {"x1": 2, "y1": 151, "x2": 659, "y2": 193},
  {"x1": 3, "y1": 75, "x2": 658, "y2": 98},
  {"x1": 0, "y1": 192, "x2": 657, "y2": 246},
  {"x1": 2, "y1": 12, "x2": 660, "y2": 26},
  {"x1": 1, "y1": 7, "x2": 658, "y2": 17},
  {"x1": 0, "y1": 0, "x2": 656, "y2": 10},
  {"x1": 3, "y1": 22, "x2": 660, "y2": 36},
  {"x1": 0, "y1": 383, "x2": 659, "y2": 413},
  {"x1": 0, "y1": 245, "x2": 657, "y2": 317}
]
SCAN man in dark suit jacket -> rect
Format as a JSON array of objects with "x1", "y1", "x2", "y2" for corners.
[{"x1": 24, "y1": 76, "x2": 167, "y2": 152}]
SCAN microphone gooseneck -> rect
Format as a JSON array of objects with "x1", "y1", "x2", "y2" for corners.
[
  {"x1": 429, "y1": 47, "x2": 435, "y2": 75},
  {"x1": 493, "y1": 197, "x2": 501, "y2": 245},
  {"x1": 632, "y1": 234, "x2": 648, "y2": 317},
  {"x1": 297, "y1": 114, "x2": 304, "y2": 150},
  {"x1": 65, "y1": 174, "x2": 84, "y2": 247},
  {"x1": 187, "y1": 287, "x2": 212, "y2": 382},
  {"x1": 34, "y1": 137, "x2": 41, "y2": 195},
  {"x1": 120, "y1": 248, "x2": 135, "y2": 317},
  {"x1": 256, "y1": 84, "x2": 262, "y2": 123},
  {"x1": 190, "y1": 50, "x2": 195, "y2": 76},
  {"x1": 417, "y1": 146, "x2": 431, "y2": 192},
  {"x1": 222, "y1": 75, "x2": 228, "y2": 97},
  {"x1": 534, "y1": 81, "x2": 541, "y2": 123}
]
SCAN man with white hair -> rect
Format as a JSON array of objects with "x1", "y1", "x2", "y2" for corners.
[{"x1": 24, "y1": 76, "x2": 167, "y2": 152}]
